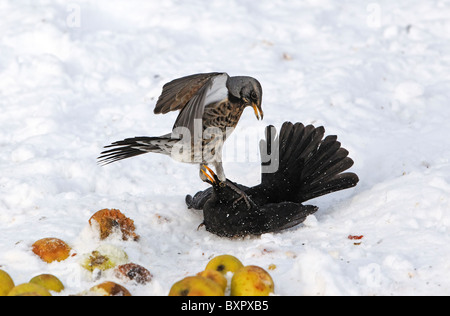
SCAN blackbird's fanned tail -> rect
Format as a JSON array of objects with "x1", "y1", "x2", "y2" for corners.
[
  {"x1": 296, "y1": 132, "x2": 359, "y2": 202},
  {"x1": 295, "y1": 135, "x2": 359, "y2": 202},
  {"x1": 260, "y1": 122, "x2": 359, "y2": 203}
]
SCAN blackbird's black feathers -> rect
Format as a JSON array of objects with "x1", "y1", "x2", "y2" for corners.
[
  {"x1": 257, "y1": 203, "x2": 318, "y2": 232},
  {"x1": 251, "y1": 122, "x2": 358, "y2": 205},
  {"x1": 185, "y1": 181, "x2": 248, "y2": 211},
  {"x1": 202, "y1": 196, "x2": 318, "y2": 237},
  {"x1": 187, "y1": 122, "x2": 359, "y2": 238},
  {"x1": 298, "y1": 172, "x2": 358, "y2": 203}
]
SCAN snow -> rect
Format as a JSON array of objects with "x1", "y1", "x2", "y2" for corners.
[{"x1": 1, "y1": 0, "x2": 450, "y2": 296}]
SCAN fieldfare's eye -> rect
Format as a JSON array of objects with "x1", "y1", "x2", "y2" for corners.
[{"x1": 250, "y1": 91, "x2": 258, "y2": 100}]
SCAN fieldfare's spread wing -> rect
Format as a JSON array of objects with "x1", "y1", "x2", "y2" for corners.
[
  {"x1": 171, "y1": 73, "x2": 229, "y2": 133},
  {"x1": 154, "y1": 72, "x2": 225, "y2": 114}
]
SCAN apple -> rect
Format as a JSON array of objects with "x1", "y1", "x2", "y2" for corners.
[
  {"x1": 115, "y1": 263, "x2": 152, "y2": 284},
  {"x1": 0, "y1": 270, "x2": 15, "y2": 296},
  {"x1": 89, "y1": 281, "x2": 131, "y2": 296},
  {"x1": 230, "y1": 265, "x2": 274, "y2": 296},
  {"x1": 29, "y1": 274, "x2": 64, "y2": 293},
  {"x1": 32, "y1": 238, "x2": 71, "y2": 263},
  {"x1": 7, "y1": 283, "x2": 52, "y2": 296},
  {"x1": 81, "y1": 244, "x2": 129, "y2": 272},
  {"x1": 168, "y1": 276, "x2": 224, "y2": 296},
  {"x1": 197, "y1": 269, "x2": 228, "y2": 292},
  {"x1": 204, "y1": 254, "x2": 243, "y2": 275},
  {"x1": 89, "y1": 209, "x2": 139, "y2": 241}
]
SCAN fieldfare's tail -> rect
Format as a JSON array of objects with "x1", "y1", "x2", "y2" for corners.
[
  {"x1": 255, "y1": 122, "x2": 359, "y2": 203},
  {"x1": 98, "y1": 134, "x2": 176, "y2": 165}
]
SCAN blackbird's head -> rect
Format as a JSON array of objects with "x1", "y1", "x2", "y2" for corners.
[{"x1": 200, "y1": 166, "x2": 239, "y2": 202}]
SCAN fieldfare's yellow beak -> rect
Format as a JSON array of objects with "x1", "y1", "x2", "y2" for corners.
[{"x1": 252, "y1": 102, "x2": 264, "y2": 120}]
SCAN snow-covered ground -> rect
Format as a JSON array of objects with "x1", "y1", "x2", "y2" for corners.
[{"x1": 1, "y1": 0, "x2": 450, "y2": 296}]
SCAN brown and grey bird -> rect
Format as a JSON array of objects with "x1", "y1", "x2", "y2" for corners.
[{"x1": 98, "y1": 72, "x2": 263, "y2": 182}]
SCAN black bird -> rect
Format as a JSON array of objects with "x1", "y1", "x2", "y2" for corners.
[
  {"x1": 186, "y1": 122, "x2": 359, "y2": 237},
  {"x1": 98, "y1": 72, "x2": 263, "y2": 183}
]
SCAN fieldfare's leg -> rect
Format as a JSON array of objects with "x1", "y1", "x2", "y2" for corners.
[
  {"x1": 213, "y1": 161, "x2": 226, "y2": 183},
  {"x1": 207, "y1": 164, "x2": 254, "y2": 210},
  {"x1": 227, "y1": 181, "x2": 254, "y2": 210}
]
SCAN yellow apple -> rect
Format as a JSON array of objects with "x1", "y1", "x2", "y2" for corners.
[
  {"x1": 7, "y1": 283, "x2": 52, "y2": 296},
  {"x1": 230, "y1": 265, "x2": 274, "y2": 296},
  {"x1": 89, "y1": 281, "x2": 131, "y2": 296},
  {"x1": 29, "y1": 274, "x2": 64, "y2": 293},
  {"x1": 168, "y1": 276, "x2": 225, "y2": 296},
  {"x1": 81, "y1": 244, "x2": 128, "y2": 272},
  {"x1": 204, "y1": 254, "x2": 243, "y2": 275},
  {"x1": 0, "y1": 270, "x2": 15, "y2": 296},
  {"x1": 197, "y1": 269, "x2": 228, "y2": 292}
]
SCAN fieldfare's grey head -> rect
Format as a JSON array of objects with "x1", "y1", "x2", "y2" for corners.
[{"x1": 227, "y1": 76, "x2": 263, "y2": 120}]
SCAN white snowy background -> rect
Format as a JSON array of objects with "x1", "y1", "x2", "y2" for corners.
[{"x1": 1, "y1": 0, "x2": 450, "y2": 296}]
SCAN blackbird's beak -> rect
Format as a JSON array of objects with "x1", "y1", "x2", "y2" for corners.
[
  {"x1": 201, "y1": 169, "x2": 215, "y2": 184},
  {"x1": 201, "y1": 165, "x2": 217, "y2": 185},
  {"x1": 251, "y1": 102, "x2": 264, "y2": 120}
]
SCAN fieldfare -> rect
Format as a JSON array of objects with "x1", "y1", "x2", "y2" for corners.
[{"x1": 98, "y1": 72, "x2": 263, "y2": 183}]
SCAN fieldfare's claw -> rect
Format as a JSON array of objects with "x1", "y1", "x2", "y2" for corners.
[
  {"x1": 202, "y1": 165, "x2": 254, "y2": 210},
  {"x1": 232, "y1": 193, "x2": 252, "y2": 210}
]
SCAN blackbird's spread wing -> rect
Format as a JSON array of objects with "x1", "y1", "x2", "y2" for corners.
[
  {"x1": 247, "y1": 122, "x2": 359, "y2": 204},
  {"x1": 185, "y1": 187, "x2": 213, "y2": 210},
  {"x1": 153, "y1": 72, "x2": 229, "y2": 133},
  {"x1": 253, "y1": 202, "x2": 318, "y2": 234},
  {"x1": 203, "y1": 199, "x2": 318, "y2": 237},
  {"x1": 260, "y1": 122, "x2": 323, "y2": 186}
]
